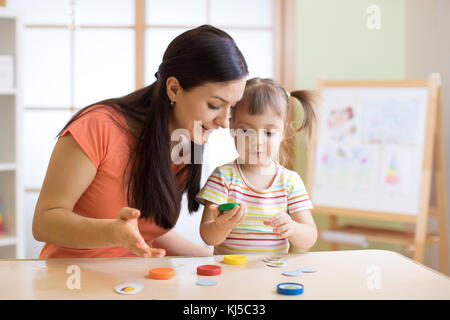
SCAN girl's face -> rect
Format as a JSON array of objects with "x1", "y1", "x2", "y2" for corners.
[
  {"x1": 167, "y1": 77, "x2": 246, "y2": 145},
  {"x1": 232, "y1": 105, "x2": 285, "y2": 167}
]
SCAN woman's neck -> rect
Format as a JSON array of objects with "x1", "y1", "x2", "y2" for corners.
[
  {"x1": 168, "y1": 110, "x2": 191, "y2": 163},
  {"x1": 168, "y1": 110, "x2": 176, "y2": 150}
]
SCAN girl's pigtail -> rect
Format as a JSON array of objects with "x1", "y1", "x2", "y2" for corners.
[{"x1": 289, "y1": 90, "x2": 318, "y2": 139}]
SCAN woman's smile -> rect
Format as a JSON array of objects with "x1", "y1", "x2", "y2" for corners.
[{"x1": 201, "y1": 124, "x2": 212, "y2": 134}]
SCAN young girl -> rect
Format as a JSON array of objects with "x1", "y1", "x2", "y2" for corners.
[{"x1": 196, "y1": 78, "x2": 318, "y2": 254}]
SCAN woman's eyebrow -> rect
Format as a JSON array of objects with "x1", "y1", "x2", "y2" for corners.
[{"x1": 211, "y1": 95, "x2": 229, "y2": 103}]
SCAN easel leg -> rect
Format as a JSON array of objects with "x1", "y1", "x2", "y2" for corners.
[
  {"x1": 436, "y1": 169, "x2": 449, "y2": 274},
  {"x1": 329, "y1": 215, "x2": 339, "y2": 251},
  {"x1": 435, "y1": 84, "x2": 449, "y2": 275},
  {"x1": 413, "y1": 241, "x2": 426, "y2": 263},
  {"x1": 412, "y1": 76, "x2": 445, "y2": 270},
  {"x1": 438, "y1": 214, "x2": 448, "y2": 275},
  {"x1": 413, "y1": 212, "x2": 428, "y2": 264}
]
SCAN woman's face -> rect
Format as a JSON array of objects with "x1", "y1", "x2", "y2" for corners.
[{"x1": 167, "y1": 77, "x2": 246, "y2": 145}]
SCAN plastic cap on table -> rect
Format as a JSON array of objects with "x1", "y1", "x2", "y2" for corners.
[
  {"x1": 223, "y1": 254, "x2": 247, "y2": 265},
  {"x1": 149, "y1": 267, "x2": 175, "y2": 280},
  {"x1": 277, "y1": 282, "x2": 304, "y2": 295},
  {"x1": 197, "y1": 264, "x2": 222, "y2": 276}
]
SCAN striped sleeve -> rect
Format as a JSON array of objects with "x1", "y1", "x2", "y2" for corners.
[
  {"x1": 287, "y1": 171, "x2": 313, "y2": 213},
  {"x1": 196, "y1": 166, "x2": 229, "y2": 205}
]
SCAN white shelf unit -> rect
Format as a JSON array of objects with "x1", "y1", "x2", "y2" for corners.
[{"x1": 0, "y1": 8, "x2": 24, "y2": 259}]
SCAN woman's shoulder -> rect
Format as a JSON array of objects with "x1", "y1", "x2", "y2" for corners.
[
  {"x1": 59, "y1": 104, "x2": 133, "y2": 166},
  {"x1": 63, "y1": 104, "x2": 131, "y2": 140},
  {"x1": 77, "y1": 104, "x2": 127, "y2": 126}
]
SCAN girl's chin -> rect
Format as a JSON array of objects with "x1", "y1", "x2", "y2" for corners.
[{"x1": 237, "y1": 155, "x2": 272, "y2": 166}]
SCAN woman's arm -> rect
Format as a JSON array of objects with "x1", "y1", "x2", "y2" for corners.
[
  {"x1": 152, "y1": 230, "x2": 213, "y2": 256},
  {"x1": 33, "y1": 134, "x2": 164, "y2": 257}
]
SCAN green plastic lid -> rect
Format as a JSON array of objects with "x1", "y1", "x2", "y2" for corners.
[{"x1": 218, "y1": 203, "x2": 240, "y2": 212}]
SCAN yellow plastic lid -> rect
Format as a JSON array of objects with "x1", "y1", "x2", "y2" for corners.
[{"x1": 224, "y1": 254, "x2": 247, "y2": 265}]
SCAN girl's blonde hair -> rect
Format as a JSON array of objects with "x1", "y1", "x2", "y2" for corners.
[{"x1": 232, "y1": 77, "x2": 318, "y2": 169}]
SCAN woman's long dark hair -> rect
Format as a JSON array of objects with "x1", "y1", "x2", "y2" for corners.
[{"x1": 59, "y1": 25, "x2": 248, "y2": 229}]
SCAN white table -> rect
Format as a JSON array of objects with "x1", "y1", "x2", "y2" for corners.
[{"x1": 0, "y1": 249, "x2": 449, "y2": 299}]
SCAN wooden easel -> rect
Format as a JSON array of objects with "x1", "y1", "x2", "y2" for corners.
[{"x1": 307, "y1": 75, "x2": 448, "y2": 275}]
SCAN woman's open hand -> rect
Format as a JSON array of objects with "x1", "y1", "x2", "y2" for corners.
[{"x1": 112, "y1": 207, "x2": 166, "y2": 258}]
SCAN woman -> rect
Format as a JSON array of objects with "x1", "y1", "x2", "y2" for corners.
[{"x1": 32, "y1": 25, "x2": 248, "y2": 258}]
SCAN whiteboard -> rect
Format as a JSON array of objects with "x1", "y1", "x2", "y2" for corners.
[{"x1": 310, "y1": 86, "x2": 429, "y2": 215}]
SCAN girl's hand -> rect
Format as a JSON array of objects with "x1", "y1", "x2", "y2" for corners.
[
  {"x1": 112, "y1": 207, "x2": 166, "y2": 258},
  {"x1": 264, "y1": 212, "x2": 295, "y2": 239},
  {"x1": 210, "y1": 203, "x2": 247, "y2": 232}
]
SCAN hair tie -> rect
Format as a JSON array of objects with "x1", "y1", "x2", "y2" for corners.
[{"x1": 286, "y1": 91, "x2": 291, "y2": 98}]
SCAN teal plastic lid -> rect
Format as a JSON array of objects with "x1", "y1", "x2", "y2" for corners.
[{"x1": 218, "y1": 203, "x2": 240, "y2": 212}]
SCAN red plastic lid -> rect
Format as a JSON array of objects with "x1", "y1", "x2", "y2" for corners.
[{"x1": 197, "y1": 264, "x2": 222, "y2": 276}]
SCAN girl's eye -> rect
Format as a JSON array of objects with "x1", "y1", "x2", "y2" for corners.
[
  {"x1": 266, "y1": 131, "x2": 274, "y2": 137},
  {"x1": 208, "y1": 104, "x2": 220, "y2": 110},
  {"x1": 239, "y1": 129, "x2": 254, "y2": 135}
]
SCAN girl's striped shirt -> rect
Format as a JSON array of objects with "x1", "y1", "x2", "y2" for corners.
[{"x1": 196, "y1": 161, "x2": 313, "y2": 254}]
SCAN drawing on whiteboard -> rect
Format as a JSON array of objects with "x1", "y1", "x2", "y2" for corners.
[
  {"x1": 379, "y1": 147, "x2": 412, "y2": 195},
  {"x1": 325, "y1": 104, "x2": 358, "y2": 143},
  {"x1": 362, "y1": 98, "x2": 420, "y2": 146},
  {"x1": 311, "y1": 85, "x2": 430, "y2": 215},
  {"x1": 385, "y1": 155, "x2": 399, "y2": 186},
  {"x1": 315, "y1": 145, "x2": 375, "y2": 191}
]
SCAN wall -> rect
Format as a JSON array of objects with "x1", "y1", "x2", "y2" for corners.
[
  {"x1": 293, "y1": 0, "x2": 408, "y2": 253},
  {"x1": 294, "y1": 0, "x2": 449, "y2": 274},
  {"x1": 404, "y1": 0, "x2": 450, "y2": 275}
]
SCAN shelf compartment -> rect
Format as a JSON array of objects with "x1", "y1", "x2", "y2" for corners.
[
  {"x1": 0, "y1": 95, "x2": 16, "y2": 164},
  {"x1": 0, "y1": 89, "x2": 16, "y2": 95},
  {"x1": 0, "y1": 170, "x2": 16, "y2": 238},
  {"x1": 0, "y1": 163, "x2": 16, "y2": 171},
  {"x1": 0, "y1": 234, "x2": 16, "y2": 247}
]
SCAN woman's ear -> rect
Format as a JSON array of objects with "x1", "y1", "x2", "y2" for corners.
[{"x1": 166, "y1": 76, "x2": 181, "y2": 102}]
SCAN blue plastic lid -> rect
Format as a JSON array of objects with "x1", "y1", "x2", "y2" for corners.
[{"x1": 277, "y1": 282, "x2": 304, "y2": 295}]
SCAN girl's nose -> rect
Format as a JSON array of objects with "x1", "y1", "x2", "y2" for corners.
[{"x1": 257, "y1": 129, "x2": 266, "y2": 144}]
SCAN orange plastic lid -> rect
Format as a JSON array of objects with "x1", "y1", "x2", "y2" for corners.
[{"x1": 149, "y1": 267, "x2": 175, "y2": 280}]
